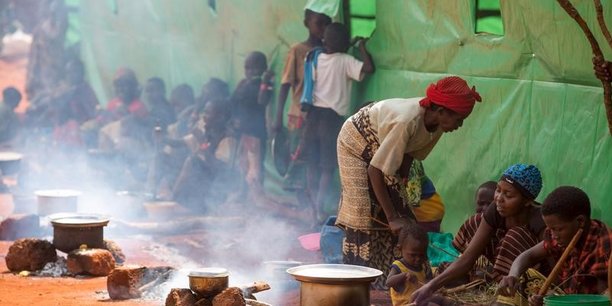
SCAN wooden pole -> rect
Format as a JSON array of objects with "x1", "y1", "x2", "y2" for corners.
[
  {"x1": 594, "y1": 0, "x2": 612, "y2": 50},
  {"x1": 537, "y1": 228, "x2": 583, "y2": 296},
  {"x1": 557, "y1": 0, "x2": 612, "y2": 135}
]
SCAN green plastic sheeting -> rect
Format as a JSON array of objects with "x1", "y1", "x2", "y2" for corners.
[{"x1": 77, "y1": 0, "x2": 612, "y2": 233}]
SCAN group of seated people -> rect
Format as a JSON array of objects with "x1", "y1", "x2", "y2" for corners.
[
  {"x1": 0, "y1": 51, "x2": 275, "y2": 214},
  {"x1": 385, "y1": 163, "x2": 610, "y2": 306}
]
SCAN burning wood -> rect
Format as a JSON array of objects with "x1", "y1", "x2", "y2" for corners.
[{"x1": 107, "y1": 265, "x2": 177, "y2": 300}]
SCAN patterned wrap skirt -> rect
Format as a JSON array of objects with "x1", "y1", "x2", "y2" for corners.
[{"x1": 335, "y1": 103, "x2": 415, "y2": 289}]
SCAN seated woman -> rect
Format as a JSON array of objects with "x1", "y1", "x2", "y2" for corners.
[{"x1": 411, "y1": 164, "x2": 547, "y2": 305}]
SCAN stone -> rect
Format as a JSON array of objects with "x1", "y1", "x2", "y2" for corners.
[
  {"x1": 103, "y1": 239, "x2": 126, "y2": 264},
  {"x1": 195, "y1": 298, "x2": 212, "y2": 306},
  {"x1": 5, "y1": 238, "x2": 57, "y2": 272},
  {"x1": 212, "y1": 287, "x2": 245, "y2": 306},
  {"x1": 165, "y1": 288, "x2": 197, "y2": 306},
  {"x1": 107, "y1": 265, "x2": 146, "y2": 300},
  {"x1": 66, "y1": 248, "x2": 115, "y2": 276},
  {"x1": 0, "y1": 214, "x2": 41, "y2": 240}
]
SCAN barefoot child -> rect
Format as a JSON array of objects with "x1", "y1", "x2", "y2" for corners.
[
  {"x1": 301, "y1": 22, "x2": 374, "y2": 224},
  {"x1": 386, "y1": 224, "x2": 433, "y2": 306},
  {"x1": 498, "y1": 186, "x2": 611, "y2": 306}
]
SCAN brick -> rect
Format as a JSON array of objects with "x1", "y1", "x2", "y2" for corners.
[
  {"x1": 107, "y1": 265, "x2": 146, "y2": 300},
  {"x1": 212, "y1": 287, "x2": 245, "y2": 306},
  {"x1": 67, "y1": 248, "x2": 115, "y2": 276},
  {"x1": 165, "y1": 288, "x2": 197, "y2": 306}
]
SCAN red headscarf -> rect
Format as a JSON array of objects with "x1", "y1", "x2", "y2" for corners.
[{"x1": 419, "y1": 76, "x2": 482, "y2": 117}]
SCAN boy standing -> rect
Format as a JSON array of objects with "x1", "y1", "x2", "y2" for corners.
[
  {"x1": 498, "y1": 186, "x2": 611, "y2": 305},
  {"x1": 302, "y1": 22, "x2": 374, "y2": 223},
  {"x1": 274, "y1": 8, "x2": 331, "y2": 191}
]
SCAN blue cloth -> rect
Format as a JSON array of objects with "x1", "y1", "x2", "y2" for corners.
[
  {"x1": 501, "y1": 163, "x2": 542, "y2": 199},
  {"x1": 300, "y1": 47, "x2": 324, "y2": 111},
  {"x1": 427, "y1": 232, "x2": 460, "y2": 267},
  {"x1": 420, "y1": 176, "x2": 436, "y2": 199}
]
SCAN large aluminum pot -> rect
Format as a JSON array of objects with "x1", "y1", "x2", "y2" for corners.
[
  {"x1": 36, "y1": 189, "x2": 81, "y2": 216},
  {"x1": 188, "y1": 268, "x2": 229, "y2": 298},
  {"x1": 0, "y1": 151, "x2": 22, "y2": 176},
  {"x1": 287, "y1": 264, "x2": 382, "y2": 306},
  {"x1": 49, "y1": 213, "x2": 109, "y2": 253}
]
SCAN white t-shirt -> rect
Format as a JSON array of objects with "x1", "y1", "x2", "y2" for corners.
[
  {"x1": 313, "y1": 52, "x2": 364, "y2": 116},
  {"x1": 368, "y1": 98, "x2": 443, "y2": 176}
]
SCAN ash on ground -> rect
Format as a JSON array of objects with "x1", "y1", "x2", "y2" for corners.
[{"x1": 35, "y1": 256, "x2": 68, "y2": 277}]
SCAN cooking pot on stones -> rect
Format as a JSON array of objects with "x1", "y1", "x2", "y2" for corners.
[
  {"x1": 287, "y1": 264, "x2": 382, "y2": 306},
  {"x1": 188, "y1": 268, "x2": 229, "y2": 298},
  {"x1": 0, "y1": 151, "x2": 22, "y2": 176},
  {"x1": 36, "y1": 189, "x2": 81, "y2": 216},
  {"x1": 49, "y1": 213, "x2": 109, "y2": 253}
]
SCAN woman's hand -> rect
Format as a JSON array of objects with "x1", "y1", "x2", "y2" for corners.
[
  {"x1": 388, "y1": 217, "x2": 411, "y2": 236},
  {"x1": 410, "y1": 282, "x2": 434, "y2": 306},
  {"x1": 497, "y1": 276, "x2": 519, "y2": 296},
  {"x1": 529, "y1": 294, "x2": 544, "y2": 306}
]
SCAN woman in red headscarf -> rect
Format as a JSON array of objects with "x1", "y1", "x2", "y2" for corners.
[{"x1": 335, "y1": 76, "x2": 481, "y2": 288}]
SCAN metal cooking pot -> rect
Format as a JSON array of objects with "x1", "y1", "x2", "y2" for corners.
[
  {"x1": 188, "y1": 268, "x2": 229, "y2": 298},
  {"x1": 143, "y1": 201, "x2": 181, "y2": 220},
  {"x1": 0, "y1": 151, "x2": 22, "y2": 176},
  {"x1": 287, "y1": 264, "x2": 382, "y2": 306},
  {"x1": 49, "y1": 213, "x2": 110, "y2": 253},
  {"x1": 36, "y1": 189, "x2": 81, "y2": 216}
]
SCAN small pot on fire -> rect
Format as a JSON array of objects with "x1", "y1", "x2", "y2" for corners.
[{"x1": 188, "y1": 268, "x2": 229, "y2": 298}]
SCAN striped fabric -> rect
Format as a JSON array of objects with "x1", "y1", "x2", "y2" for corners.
[{"x1": 452, "y1": 213, "x2": 540, "y2": 280}]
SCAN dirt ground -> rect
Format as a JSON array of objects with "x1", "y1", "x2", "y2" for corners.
[{"x1": 0, "y1": 231, "x2": 392, "y2": 306}]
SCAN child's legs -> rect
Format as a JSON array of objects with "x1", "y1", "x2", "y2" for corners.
[
  {"x1": 240, "y1": 135, "x2": 263, "y2": 185},
  {"x1": 301, "y1": 109, "x2": 322, "y2": 210},
  {"x1": 314, "y1": 108, "x2": 343, "y2": 219}
]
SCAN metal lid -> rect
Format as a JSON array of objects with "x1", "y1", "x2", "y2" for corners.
[
  {"x1": 188, "y1": 267, "x2": 229, "y2": 277},
  {"x1": 49, "y1": 213, "x2": 110, "y2": 228},
  {"x1": 0, "y1": 151, "x2": 22, "y2": 161},
  {"x1": 287, "y1": 264, "x2": 382, "y2": 284},
  {"x1": 35, "y1": 189, "x2": 82, "y2": 197}
]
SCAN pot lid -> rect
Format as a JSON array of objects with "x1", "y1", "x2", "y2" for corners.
[
  {"x1": 49, "y1": 213, "x2": 110, "y2": 228},
  {"x1": 0, "y1": 151, "x2": 22, "y2": 161},
  {"x1": 287, "y1": 264, "x2": 382, "y2": 284},
  {"x1": 188, "y1": 267, "x2": 229, "y2": 277},
  {"x1": 262, "y1": 260, "x2": 302, "y2": 268},
  {"x1": 35, "y1": 189, "x2": 82, "y2": 197}
]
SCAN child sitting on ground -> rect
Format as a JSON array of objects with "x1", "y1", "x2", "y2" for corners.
[
  {"x1": 301, "y1": 22, "x2": 374, "y2": 224},
  {"x1": 386, "y1": 224, "x2": 433, "y2": 306},
  {"x1": 172, "y1": 98, "x2": 238, "y2": 213},
  {"x1": 475, "y1": 181, "x2": 496, "y2": 214},
  {"x1": 498, "y1": 186, "x2": 611, "y2": 306}
]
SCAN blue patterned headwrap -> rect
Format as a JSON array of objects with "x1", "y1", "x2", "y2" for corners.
[{"x1": 500, "y1": 164, "x2": 542, "y2": 200}]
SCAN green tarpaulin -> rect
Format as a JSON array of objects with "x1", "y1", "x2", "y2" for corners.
[{"x1": 77, "y1": 0, "x2": 612, "y2": 233}]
